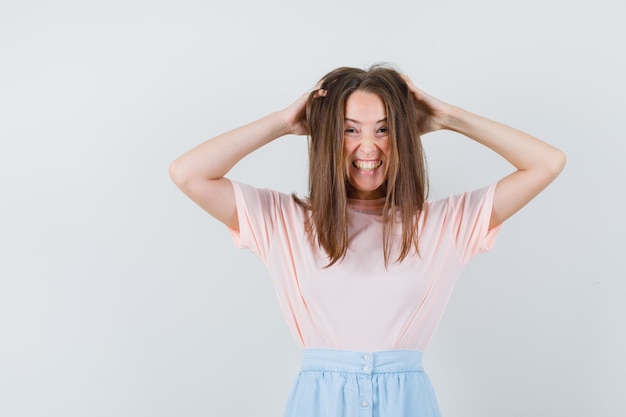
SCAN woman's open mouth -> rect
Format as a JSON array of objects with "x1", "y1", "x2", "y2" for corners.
[{"x1": 353, "y1": 160, "x2": 383, "y2": 173}]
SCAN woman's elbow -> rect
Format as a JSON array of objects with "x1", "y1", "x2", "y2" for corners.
[
  {"x1": 169, "y1": 158, "x2": 191, "y2": 189},
  {"x1": 548, "y1": 148, "x2": 567, "y2": 177}
]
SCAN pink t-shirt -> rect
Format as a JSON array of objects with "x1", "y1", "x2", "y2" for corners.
[{"x1": 228, "y1": 181, "x2": 500, "y2": 352}]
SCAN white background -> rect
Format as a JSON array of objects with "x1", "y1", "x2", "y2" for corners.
[{"x1": 1, "y1": 0, "x2": 624, "y2": 416}]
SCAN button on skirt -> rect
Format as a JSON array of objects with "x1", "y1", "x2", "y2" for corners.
[{"x1": 283, "y1": 349, "x2": 442, "y2": 417}]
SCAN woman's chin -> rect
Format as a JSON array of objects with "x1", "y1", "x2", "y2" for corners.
[{"x1": 346, "y1": 181, "x2": 387, "y2": 199}]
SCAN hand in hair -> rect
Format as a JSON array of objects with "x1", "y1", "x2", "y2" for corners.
[
  {"x1": 278, "y1": 82, "x2": 327, "y2": 137},
  {"x1": 401, "y1": 75, "x2": 451, "y2": 135},
  {"x1": 401, "y1": 75, "x2": 566, "y2": 229}
]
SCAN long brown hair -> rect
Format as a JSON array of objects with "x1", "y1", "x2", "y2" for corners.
[{"x1": 294, "y1": 65, "x2": 429, "y2": 267}]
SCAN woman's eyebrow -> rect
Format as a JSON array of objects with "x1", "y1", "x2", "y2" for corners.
[{"x1": 344, "y1": 117, "x2": 388, "y2": 124}]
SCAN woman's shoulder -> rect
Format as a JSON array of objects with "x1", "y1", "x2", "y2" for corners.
[
  {"x1": 231, "y1": 180, "x2": 308, "y2": 213},
  {"x1": 418, "y1": 185, "x2": 497, "y2": 224}
]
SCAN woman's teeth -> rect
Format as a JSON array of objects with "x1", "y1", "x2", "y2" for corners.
[{"x1": 353, "y1": 160, "x2": 383, "y2": 172}]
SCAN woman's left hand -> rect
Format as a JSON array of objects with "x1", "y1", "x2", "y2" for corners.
[
  {"x1": 405, "y1": 75, "x2": 566, "y2": 230},
  {"x1": 401, "y1": 75, "x2": 451, "y2": 135}
]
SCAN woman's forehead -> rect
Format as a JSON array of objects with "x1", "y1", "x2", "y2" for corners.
[{"x1": 344, "y1": 91, "x2": 387, "y2": 123}]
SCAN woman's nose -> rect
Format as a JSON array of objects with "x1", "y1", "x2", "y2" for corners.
[{"x1": 359, "y1": 133, "x2": 375, "y2": 151}]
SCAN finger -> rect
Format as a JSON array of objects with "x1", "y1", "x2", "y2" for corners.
[
  {"x1": 314, "y1": 88, "x2": 327, "y2": 98},
  {"x1": 309, "y1": 85, "x2": 327, "y2": 99},
  {"x1": 401, "y1": 74, "x2": 415, "y2": 89},
  {"x1": 310, "y1": 78, "x2": 328, "y2": 98},
  {"x1": 401, "y1": 74, "x2": 422, "y2": 96}
]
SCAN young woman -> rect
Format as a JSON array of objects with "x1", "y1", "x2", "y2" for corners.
[{"x1": 169, "y1": 65, "x2": 565, "y2": 417}]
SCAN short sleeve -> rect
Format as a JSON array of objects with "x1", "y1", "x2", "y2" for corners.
[
  {"x1": 227, "y1": 180, "x2": 277, "y2": 262},
  {"x1": 446, "y1": 183, "x2": 501, "y2": 265}
]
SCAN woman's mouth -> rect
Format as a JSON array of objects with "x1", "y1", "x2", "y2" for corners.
[{"x1": 352, "y1": 160, "x2": 383, "y2": 173}]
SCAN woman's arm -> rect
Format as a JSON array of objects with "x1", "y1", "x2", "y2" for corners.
[
  {"x1": 403, "y1": 76, "x2": 566, "y2": 229},
  {"x1": 169, "y1": 89, "x2": 314, "y2": 231},
  {"x1": 443, "y1": 107, "x2": 566, "y2": 228}
]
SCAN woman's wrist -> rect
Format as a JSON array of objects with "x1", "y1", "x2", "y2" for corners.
[
  {"x1": 272, "y1": 109, "x2": 302, "y2": 137},
  {"x1": 255, "y1": 110, "x2": 294, "y2": 140},
  {"x1": 438, "y1": 104, "x2": 468, "y2": 132}
]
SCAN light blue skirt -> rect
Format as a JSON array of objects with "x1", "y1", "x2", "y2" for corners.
[{"x1": 283, "y1": 349, "x2": 442, "y2": 417}]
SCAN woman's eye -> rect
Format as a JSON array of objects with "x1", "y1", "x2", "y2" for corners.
[
  {"x1": 345, "y1": 127, "x2": 357, "y2": 134},
  {"x1": 377, "y1": 127, "x2": 388, "y2": 134}
]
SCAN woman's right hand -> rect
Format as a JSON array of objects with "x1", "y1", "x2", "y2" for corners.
[
  {"x1": 170, "y1": 86, "x2": 322, "y2": 229},
  {"x1": 278, "y1": 83, "x2": 326, "y2": 136}
]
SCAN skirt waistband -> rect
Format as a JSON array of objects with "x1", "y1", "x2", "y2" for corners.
[{"x1": 300, "y1": 348, "x2": 424, "y2": 374}]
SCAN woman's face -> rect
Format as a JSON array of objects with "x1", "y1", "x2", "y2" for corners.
[{"x1": 343, "y1": 90, "x2": 390, "y2": 199}]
